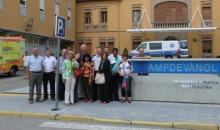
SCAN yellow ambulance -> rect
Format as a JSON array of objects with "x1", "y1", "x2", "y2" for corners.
[{"x1": 0, "y1": 36, "x2": 25, "y2": 76}]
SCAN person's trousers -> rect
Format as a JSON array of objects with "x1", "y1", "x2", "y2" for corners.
[
  {"x1": 99, "y1": 83, "x2": 109, "y2": 102},
  {"x1": 92, "y1": 71, "x2": 98, "y2": 101},
  {"x1": 110, "y1": 73, "x2": 120, "y2": 101},
  {"x1": 121, "y1": 76, "x2": 132, "y2": 97},
  {"x1": 82, "y1": 77, "x2": 93, "y2": 100},
  {"x1": 74, "y1": 77, "x2": 79, "y2": 102},
  {"x1": 29, "y1": 72, "x2": 43, "y2": 101},
  {"x1": 58, "y1": 74, "x2": 65, "y2": 100},
  {"x1": 65, "y1": 76, "x2": 76, "y2": 104},
  {"x1": 43, "y1": 72, "x2": 55, "y2": 99}
]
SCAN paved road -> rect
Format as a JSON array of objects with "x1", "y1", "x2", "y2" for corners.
[
  {"x1": 0, "y1": 71, "x2": 27, "y2": 92},
  {"x1": 0, "y1": 117, "x2": 184, "y2": 130}
]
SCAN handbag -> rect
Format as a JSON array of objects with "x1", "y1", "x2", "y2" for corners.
[
  {"x1": 74, "y1": 68, "x2": 82, "y2": 78},
  {"x1": 95, "y1": 73, "x2": 105, "y2": 84}
]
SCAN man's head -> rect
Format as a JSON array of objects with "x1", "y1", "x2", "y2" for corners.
[
  {"x1": 80, "y1": 44, "x2": 87, "y2": 53},
  {"x1": 32, "y1": 48, "x2": 39, "y2": 57},
  {"x1": 45, "y1": 48, "x2": 51, "y2": 57},
  {"x1": 104, "y1": 47, "x2": 109, "y2": 54},
  {"x1": 112, "y1": 48, "x2": 118, "y2": 57},
  {"x1": 96, "y1": 46, "x2": 102, "y2": 56},
  {"x1": 61, "y1": 48, "x2": 67, "y2": 57},
  {"x1": 25, "y1": 51, "x2": 28, "y2": 56},
  {"x1": 138, "y1": 47, "x2": 145, "y2": 56}
]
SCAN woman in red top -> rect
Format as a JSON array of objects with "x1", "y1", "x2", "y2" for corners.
[{"x1": 82, "y1": 54, "x2": 94, "y2": 102}]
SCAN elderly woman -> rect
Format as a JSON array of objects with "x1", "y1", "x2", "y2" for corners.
[{"x1": 62, "y1": 51, "x2": 78, "y2": 106}]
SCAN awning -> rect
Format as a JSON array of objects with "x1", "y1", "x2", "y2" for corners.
[
  {"x1": 127, "y1": 27, "x2": 217, "y2": 33},
  {"x1": 127, "y1": 7, "x2": 217, "y2": 33}
]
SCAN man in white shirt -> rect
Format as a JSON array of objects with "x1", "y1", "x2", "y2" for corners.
[
  {"x1": 26, "y1": 48, "x2": 43, "y2": 104},
  {"x1": 92, "y1": 46, "x2": 102, "y2": 101},
  {"x1": 42, "y1": 48, "x2": 57, "y2": 101}
]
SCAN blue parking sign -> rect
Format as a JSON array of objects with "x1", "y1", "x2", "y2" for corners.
[{"x1": 55, "y1": 16, "x2": 65, "y2": 37}]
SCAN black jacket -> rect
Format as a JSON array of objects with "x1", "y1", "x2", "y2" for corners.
[{"x1": 98, "y1": 59, "x2": 111, "y2": 82}]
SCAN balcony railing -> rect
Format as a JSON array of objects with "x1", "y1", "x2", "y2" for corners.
[
  {"x1": 153, "y1": 21, "x2": 189, "y2": 28},
  {"x1": 85, "y1": 23, "x2": 107, "y2": 32}
]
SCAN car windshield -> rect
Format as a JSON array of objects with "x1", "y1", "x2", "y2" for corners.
[
  {"x1": 179, "y1": 40, "x2": 188, "y2": 49},
  {"x1": 137, "y1": 43, "x2": 147, "y2": 50}
]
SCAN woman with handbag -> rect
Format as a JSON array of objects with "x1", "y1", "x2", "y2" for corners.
[
  {"x1": 119, "y1": 54, "x2": 132, "y2": 103},
  {"x1": 96, "y1": 52, "x2": 111, "y2": 104},
  {"x1": 62, "y1": 51, "x2": 78, "y2": 106}
]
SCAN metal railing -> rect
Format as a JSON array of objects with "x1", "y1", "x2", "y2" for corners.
[{"x1": 153, "y1": 21, "x2": 189, "y2": 28}]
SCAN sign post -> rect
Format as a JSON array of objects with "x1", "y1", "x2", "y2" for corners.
[{"x1": 52, "y1": 16, "x2": 65, "y2": 111}]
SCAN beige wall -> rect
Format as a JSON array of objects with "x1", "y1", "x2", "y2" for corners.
[
  {"x1": 0, "y1": 0, "x2": 76, "y2": 41},
  {"x1": 76, "y1": 0, "x2": 220, "y2": 57}
]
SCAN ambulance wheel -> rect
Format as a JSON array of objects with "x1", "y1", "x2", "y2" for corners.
[
  {"x1": 165, "y1": 55, "x2": 173, "y2": 59},
  {"x1": 9, "y1": 67, "x2": 17, "y2": 77}
]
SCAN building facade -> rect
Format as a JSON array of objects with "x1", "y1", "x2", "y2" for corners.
[
  {"x1": 76, "y1": 0, "x2": 220, "y2": 58},
  {"x1": 0, "y1": 0, "x2": 76, "y2": 55}
]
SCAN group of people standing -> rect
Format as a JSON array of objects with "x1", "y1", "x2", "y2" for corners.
[{"x1": 25, "y1": 44, "x2": 133, "y2": 105}]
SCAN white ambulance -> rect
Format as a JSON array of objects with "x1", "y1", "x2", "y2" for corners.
[{"x1": 130, "y1": 40, "x2": 189, "y2": 58}]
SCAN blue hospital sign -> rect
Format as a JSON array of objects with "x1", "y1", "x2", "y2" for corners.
[
  {"x1": 55, "y1": 16, "x2": 65, "y2": 37},
  {"x1": 130, "y1": 59, "x2": 220, "y2": 74}
]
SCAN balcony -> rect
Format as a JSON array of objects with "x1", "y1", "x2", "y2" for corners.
[
  {"x1": 84, "y1": 24, "x2": 107, "y2": 32},
  {"x1": 153, "y1": 21, "x2": 189, "y2": 28}
]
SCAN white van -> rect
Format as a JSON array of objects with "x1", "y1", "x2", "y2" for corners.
[{"x1": 130, "y1": 40, "x2": 189, "y2": 58}]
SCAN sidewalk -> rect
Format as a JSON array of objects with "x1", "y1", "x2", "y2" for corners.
[{"x1": 0, "y1": 93, "x2": 220, "y2": 130}]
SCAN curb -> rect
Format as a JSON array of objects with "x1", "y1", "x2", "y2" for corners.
[
  {"x1": 173, "y1": 122, "x2": 219, "y2": 130},
  {"x1": 131, "y1": 120, "x2": 173, "y2": 128},
  {"x1": 0, "y1": 111, "x2": 219, "y2": 130},
  {"x1": 93, "y1": 117, "x2": 130, "y2": 125},
  {"x1": 55, "y1": 115, "x2": 93, "y2": 122},
  {"x1": 20, "y1": 112, "x2": 56, "y2": 120}
]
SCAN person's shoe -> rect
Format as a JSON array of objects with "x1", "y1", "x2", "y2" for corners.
[
  {"x1": 36, "y1": 99, "x2": 43, "y2": 103},
  {"x1": 121, "y1": 100, "x2": 126, "y2": 103},
  {"x1": 115, "y1": 99, "x2": 120, "y2": 101},
  {"x1": 65, "y1": 103, "x2": 70, "y2": 106},
  {"x1": 128, "y1": 100, "x2": 132, "y2": 104},
  {"x1": 59, "y1": 99, "x2": 64, "y2": 101},
  {"x1": 43, "y1": 98, "x2": 48, "y2": 101},
  {"x1": 29, "y1": 100, "x2": 34, "y2": 104}
]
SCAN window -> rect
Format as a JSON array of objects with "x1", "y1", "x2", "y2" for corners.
[
  {"x1": 20, "y1": 0, "x2": 26, "y2": 16},
  {"x1": 67, "y1": 8, "x2": 72, "y2": 28},
  {"x1": 55, "y1": 0, "x2": 60, "y2": 16},
  {"x1": 133, "y1": 39, "x2": 142, "y2": 50},
  {"x1": 39, "y1": 0, "x2": 45, "y2": 21},
  {"x1": 20, "y1": 0, "x2": 26, "y2": 7},
  {"x1": 132, "y1": 7, "x2": 141, "y2": 22},
  {"x1": 201, "y1": 1, "x2": 212, "y2": 20},
  {"x1": 202, "y1": 36, "x2": 212, "y2": 57},
  {"x1": 100, "y1": 42, "x2": 106, "y2": 50},
  {"x1": 85, "y1": 10, "x2": 91, "y2": 24},
  {"x1": 86, "y1": 42, "x2": 92, "y2": 54},
  {"x1": 39, "y1": 0, "x2": 45, "y2": 12},
  {"x1": 149, "y1": 43, "x2": 162, "y2": 50},
  {"x1": 77, "y1": 40, "x2": 92, "y2": 54},
  {"x1": 179, "y1": 40, "x2": 188, "y2": 49},
  {"x1": 99, "y1": 39, "x2": 114, "y2": 51},
  {"x1": 0, "y1": 0, "x2": 3, "y2": 9},
  {"x1": 100, "y1": 9, "x2": 107, "y2": 23},
  {"x1": 140, "y1": 43, "x2": 147, "y2": 50}
]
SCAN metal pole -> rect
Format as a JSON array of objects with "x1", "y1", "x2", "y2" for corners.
[{"x1": 52, "y1": 37, "x2": 60, "y2": 111}]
